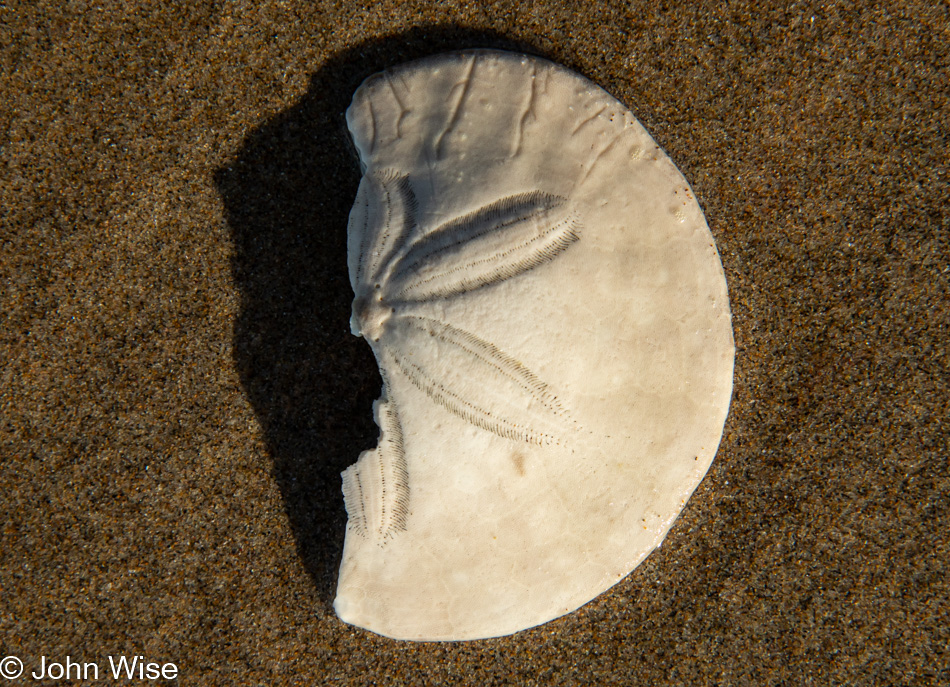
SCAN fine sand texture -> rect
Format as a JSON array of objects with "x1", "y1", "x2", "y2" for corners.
[{"x1": 2, "y1": 1, "x2": 947, "y2": 684}]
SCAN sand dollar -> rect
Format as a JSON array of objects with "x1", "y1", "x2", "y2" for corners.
[{"x1": 334, "y1": 49, "x2": 734, "y2": 641}]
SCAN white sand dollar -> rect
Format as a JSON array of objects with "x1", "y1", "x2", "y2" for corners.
[{"x1": 334, "y1": 50, "x2": 734, "y2": 641}]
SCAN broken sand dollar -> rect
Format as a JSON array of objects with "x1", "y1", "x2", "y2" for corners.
[{"x1": 334, "y1": 50, "x2": 734, "y2": 641}]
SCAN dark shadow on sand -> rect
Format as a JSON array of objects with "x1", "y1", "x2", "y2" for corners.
[{"x1": 214, "y1": 27, "x2": 554, "y2": 607}]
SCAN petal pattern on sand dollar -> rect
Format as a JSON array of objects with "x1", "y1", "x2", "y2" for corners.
[{"x1": 345, "y1": 171, "x2": 582, "y2": 544}]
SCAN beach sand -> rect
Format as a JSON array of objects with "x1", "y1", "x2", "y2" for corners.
[{"x1": 2, "y1": 1, "x2": 947, "y2": 684}]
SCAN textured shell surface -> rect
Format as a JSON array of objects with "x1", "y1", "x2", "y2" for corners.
[{"x1": 334, "y1": 50, "x2": 735, "y2": 641}]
